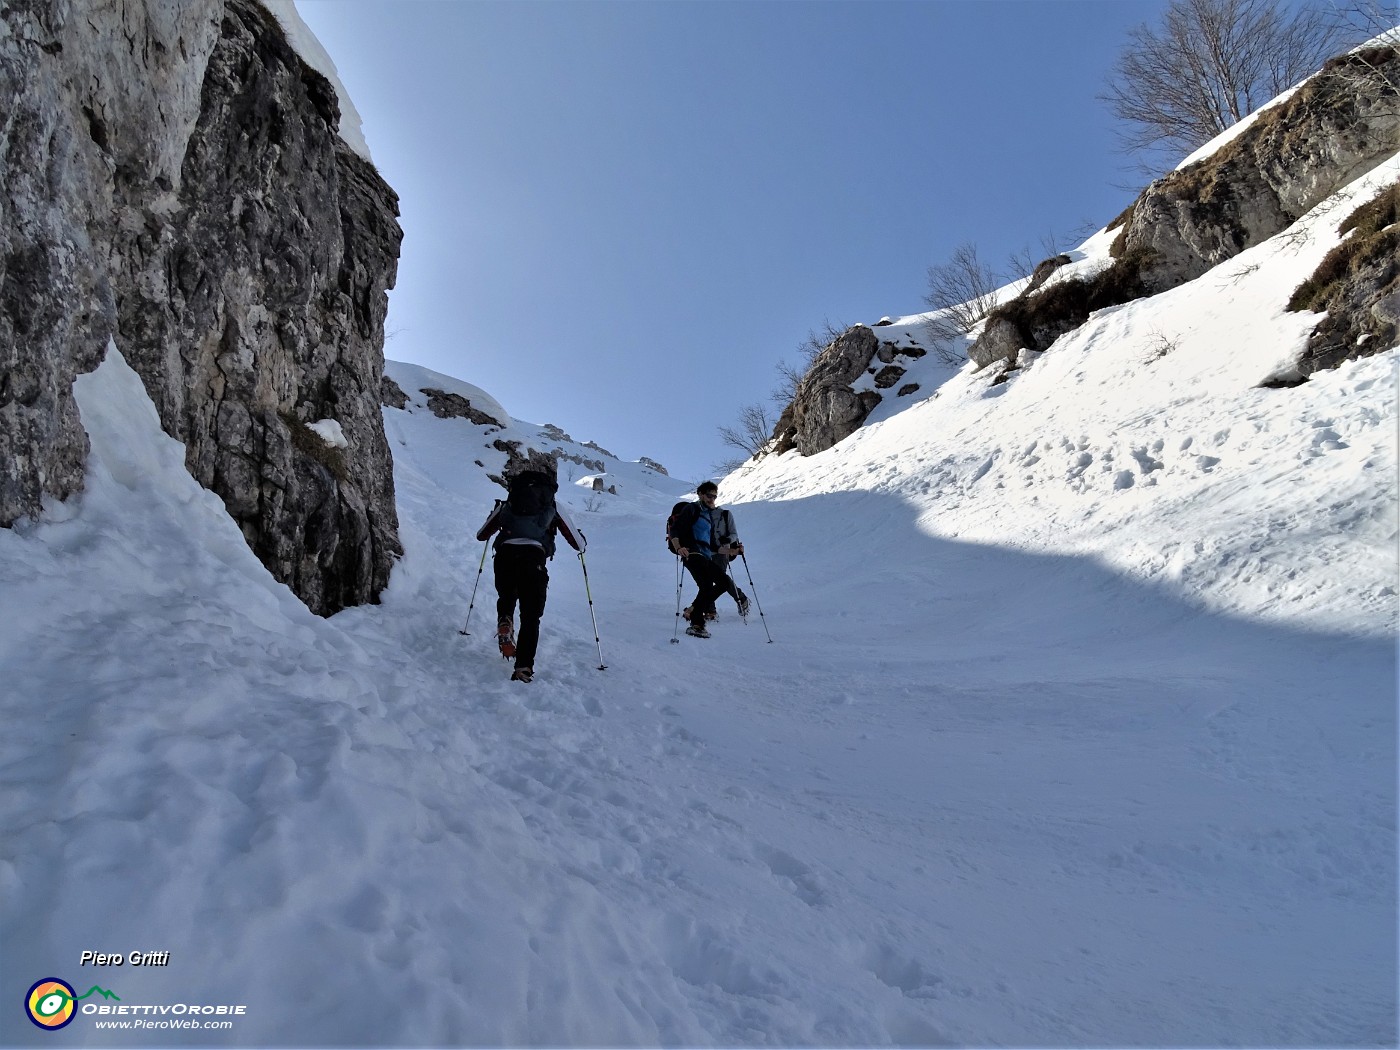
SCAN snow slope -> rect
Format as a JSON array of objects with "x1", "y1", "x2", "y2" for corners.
[
  {"x1": 1, "y1": 63, "x2": 1397, "y2": 1050},
  {"x1": 2, "y1": 292, "x2": 1395, "y2": 1048},
  {"x1": 731, "y1": 154, "x2": 1400, "y2": 641}
]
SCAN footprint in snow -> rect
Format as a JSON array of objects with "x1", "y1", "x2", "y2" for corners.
[
  {"x1": 864, "y1": 942, "x2": 943, "y2": 1000},
  {"x1": 755, "y1": 844, "x2": 828, "y2": 907}
]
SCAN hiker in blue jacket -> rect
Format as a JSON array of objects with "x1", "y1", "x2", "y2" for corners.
[{"x1": 667, "y1": 480, "x2": 750, "y2": 638}]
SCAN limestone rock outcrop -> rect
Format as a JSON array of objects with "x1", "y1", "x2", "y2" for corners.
[
  {"x1": 421, "y1": 388, "x2": 505, "y2": 428},
  {"x1": 772, "y1": 326, "x2": 882, "y2": 456},
  {"x1": 969, "y1": 44, "x2": 1400, "y2": 372},
  {"x1": 1121, "y1": 46, "x2": 1400, "y2": 296},
  {"x1": 1, "y1": 0, "x2": 403, "y2": 615},
  {"x1": 769, "y1": 325, "x2": 940, "y2": 456}
]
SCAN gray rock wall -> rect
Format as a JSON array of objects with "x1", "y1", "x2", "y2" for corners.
[
  {"x1": 1121, "y1": 46, "x2": 1400, "y2": 295},
  {"x1": 1, "y1": 0, "x2": 403, "y2": 615},
  {"x1": 969, "y1": 44, "x2": 1400, "y2": 372},
  {"x1": 778, "y1": 326, "x2": 883, "y2": 457}
]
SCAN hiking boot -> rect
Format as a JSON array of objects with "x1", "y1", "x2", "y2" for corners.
[
  {"x1": 510, "y1": 668, "x2": 534, "y2": 683},
  {"x1": 736, "y1": 593, "x2": 751, "y2": 618},
  {"x1": 685, "y1": 623, "x2": 711, "y2": 639},
  {"x1": 497, "y1": 622, "x2": 516, "y2": 659}
]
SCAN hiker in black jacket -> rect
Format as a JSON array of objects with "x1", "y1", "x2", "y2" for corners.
[
  {"x1": 477, "y1": 470, "x2": 585, "y2": 682},
  {"x1": 667, "y1": 480, "x2": 750, "y2": 638}
]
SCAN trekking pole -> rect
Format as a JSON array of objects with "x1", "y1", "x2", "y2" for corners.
[
  {"x1": 671, "y1": 555, "x2": 684, "y2": 644},
  {"x1": 739, "y1": 553, "x2": 773, "y2": 643},
  {"x1": 578, "y1": 552, "x2": 607, "y2": 670},
  {"x1": 458, "y1": 539, "x2": 490, "y2": 636}
]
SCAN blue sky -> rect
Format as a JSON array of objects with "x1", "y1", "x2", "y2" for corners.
[{"x1": 295, "y1": 0, "x2": 1172, "y2": 483}]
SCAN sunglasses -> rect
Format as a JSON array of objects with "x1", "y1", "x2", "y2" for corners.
[{"x1": 700, "y1": 491, "x2": 718, "y2": 499}]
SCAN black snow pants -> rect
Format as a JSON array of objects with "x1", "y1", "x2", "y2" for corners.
[
  {"x1": 494, "y1": 544, "x2": 549, "y2": 670},
  {"x1": 683, "y1": 552, "x2": 730, "y2": 627}
]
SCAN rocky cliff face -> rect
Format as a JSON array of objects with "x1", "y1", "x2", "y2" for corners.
[
  {"x1": 1, "y1": 0, "x2": 402, "y2": 615},
  {"x1": 771, "y1": 43, "x2": 1399, "y2": 459},
  {"x1": 770, "y1": 327, "x2": 883, "y2": 458},
  {"x1": 768, "y1": 326, "x2": 932, "y2": 458},
  {"x1": 970, "y1": 44, "x2": 1400, "y2": 372},
  {"x1": 1117, "y1": 46, "x2": 1399, "y2": 296}
]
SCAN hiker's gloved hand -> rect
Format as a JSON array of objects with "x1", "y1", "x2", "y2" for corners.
[{"x1": 729, "y1": 543, "x2": 744, "y2": 556}]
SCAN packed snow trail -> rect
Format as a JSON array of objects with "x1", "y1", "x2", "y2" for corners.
[{"x1": 1, "y1": 348, "x2": 1393, "y2": 1047}]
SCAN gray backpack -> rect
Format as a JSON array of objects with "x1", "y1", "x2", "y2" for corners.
[{"x1": 499, "y1": 471, "x2": 559, "y2": 556}]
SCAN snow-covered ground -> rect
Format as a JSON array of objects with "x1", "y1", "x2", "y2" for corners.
[{"x1": 2, "y1": 30, "x2": 1397, "y2": 1048}]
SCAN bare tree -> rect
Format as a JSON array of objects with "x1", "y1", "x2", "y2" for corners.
[
  {"x1": 717, "y1": 402, "x2": 774, "y2": 464},
  {"x1": 771, "y1": 359, "x2": 805, "y2": 407},
  {"x1": 796, "y1": 318, "x2": 846, "y2": 363},
  {"x1": 1329, "y1": 0, "x2": 1400, "y2": 47},
  {"x1": 922, "y1": 242, "x2": 1002, "y2": 349},
  {"x1": 1101, "y1": 0, "x2": 1348, "y2": 168}
]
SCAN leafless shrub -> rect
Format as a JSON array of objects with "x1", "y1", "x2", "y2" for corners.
[
  {"x1": 1006, "y1": 227, "x2": 1094, "y2": 282},
  {"x1": 771, "y1": 360, "x2": 804, "y2": 406},
  {"x1": 772, "y1": 318, "x2": 846, "y2": 405},
  {"x1": 717, "y1": 402, "x2": 775, "y2": 464},
  {"x1": 1225, "y1": 261, "x2": 1261, "y2": 286},
  {"x1": 1145, "y1": 328, "x2": 1181, "y2": 361},
  {"x1": 797, "y1": 318, "x2": 846, "y2": 363},
  {"x1": 922, "y1": 242, "x2": 1003, "y2": 345}
]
